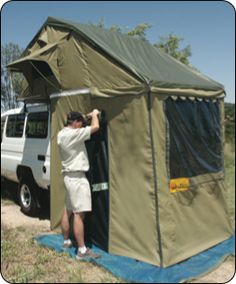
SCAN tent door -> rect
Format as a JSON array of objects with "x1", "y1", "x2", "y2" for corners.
[{"x1": 85, "y1": 111, "x2": 109, "y2": 251}]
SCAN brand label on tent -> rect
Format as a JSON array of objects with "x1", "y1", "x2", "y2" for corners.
[
  {"x1": 92, "y1": 182, "x2": 109, "y2": 192},
  {"x1": 170, "y1": 178, "x2": 190, "y2": 193}
]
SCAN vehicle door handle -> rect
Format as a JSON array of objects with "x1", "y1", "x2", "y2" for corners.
[{"x1": 38, "y1": 155, "x2": 45, "y2": 161}]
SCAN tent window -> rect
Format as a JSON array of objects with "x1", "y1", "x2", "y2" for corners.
[
  {"x1": 32, "y1": 61, "x2": 54, "y2": 79},
  {"x1": 165, "y1": 98, "x2": 223, "y2": 179}
]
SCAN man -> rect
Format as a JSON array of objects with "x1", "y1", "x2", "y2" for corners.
[{"x1": 57, "y1": 109, "x2": 100, "y2": 259}]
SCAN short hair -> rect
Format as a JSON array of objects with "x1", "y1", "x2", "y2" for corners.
[{"x1": 66, "y1": 111, "x2": 86, "y2": 125}]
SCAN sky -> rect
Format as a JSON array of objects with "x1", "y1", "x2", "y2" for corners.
[{"x1": 1, "y1": 1, "x2": 235, "y2": 103}]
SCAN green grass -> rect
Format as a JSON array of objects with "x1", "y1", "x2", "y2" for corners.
[
  {"x1": 224, "y1": 143, "x2": 235, "y2": 225},
  {"x1": 1, "y1": 225, "x2": 122, "y2": 283}
]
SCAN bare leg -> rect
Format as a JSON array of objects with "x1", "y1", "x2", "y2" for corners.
[
  {"x1": 73, "y1": 212, "x2": 85, "y2": 247},
  {"x1": 61, "y1": 208, "x2": 72, "y2": 240}
]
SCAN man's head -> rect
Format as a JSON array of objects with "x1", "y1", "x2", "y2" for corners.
[{"x1": 66, "y1": 111, "x2": 86, "y2": 128}]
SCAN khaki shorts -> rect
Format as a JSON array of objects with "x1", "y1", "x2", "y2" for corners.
[{"x1": 63, "y1": 172, "x2": 91, "y2": 213}]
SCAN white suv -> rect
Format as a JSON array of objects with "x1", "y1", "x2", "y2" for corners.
[{"x1": 1, "y1": 104, "x2": 50, "y2": 215}]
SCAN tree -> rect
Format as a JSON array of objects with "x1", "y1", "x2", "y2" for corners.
[
  {"x1": 94, "y1": 19, "x2": 192, "y2": 65},
  {"x1": 125, "y1": 23, "x2": 152, "y2": 41},
  {"x1": 1, "y1": 43, "x2": 25, "y2": 111},
  {"x1": 154, "y1": 33, "x2": 192, "y2": 65},
  {"x1": 108, "y1": 23, "x2": 151, "y2": 41}
]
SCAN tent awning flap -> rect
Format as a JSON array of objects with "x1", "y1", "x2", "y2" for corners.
[
  {"x1": 8, "y1": 42, "x2": 58, "y2": 71},
  {"x1": 8, "y1": 42, "x2": 61, "y2": 93}
]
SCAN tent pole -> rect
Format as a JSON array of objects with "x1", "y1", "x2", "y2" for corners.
[{"x1": 147, "y1": 88, "x2": 163, "y2": 267}]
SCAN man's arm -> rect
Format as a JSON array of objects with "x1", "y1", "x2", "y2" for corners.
[{"x1": 87, "y1": 109, "x2": 100, "y2": 134}]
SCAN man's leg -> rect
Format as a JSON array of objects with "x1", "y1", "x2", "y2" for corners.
[
  {"x1": 61, "y1": 208, "x2": 72, "y2": 241},
  {"x1": 74, "y1": 212, "x2": 100, "y2": 259},
  {"x1": 73, "y1": 212, "x2": 85, "y2": 248}
]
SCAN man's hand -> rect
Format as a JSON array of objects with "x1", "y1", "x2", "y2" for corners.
[
  {"x1": 92, "y1": 109, "x2": 100, "y2": 116},
  {"x1": 87, "y1": 109, "x2": 100, "y2": 118},
  {"x1": 87, "y1": 109, "x2": 100, "y2": 134}
]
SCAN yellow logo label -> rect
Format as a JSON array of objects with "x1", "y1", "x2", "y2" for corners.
[{"x1": 170, "y1": 178, "x2": 190, "y2": 193}]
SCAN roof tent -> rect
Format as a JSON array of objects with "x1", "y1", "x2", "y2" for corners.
[{"x1": 8, "y1": 17, "x2": 232, "y2": 267}]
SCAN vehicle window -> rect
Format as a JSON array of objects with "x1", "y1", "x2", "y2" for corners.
[
  {"x1": 1, "y1": 116, "x2": 6, "y2": 142},
  {"x1": 6, "y1": 114, "x2": 25, "y2": 138},
  {"x1": 26, "y1": 112, "x2": 49, "y2": 138}
]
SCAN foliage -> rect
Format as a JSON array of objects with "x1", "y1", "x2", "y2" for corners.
[
  {"x1": 96, "y1": 18, "x2": 152, "y2": 41},
  {"x1": 225, "y1": 103, "x2": 235, "y2": 119},
  {"x1": 1, "y1": 43, "x2": 26, "y2": 111},
  {"x1": 154, "y1": 33, "x2": 192, "y2": 65},
  {"x1": 224, "y1": 142, "x2": 235, "y2": 226},
  {"x1": 95, "y1": 18, "x2": 192, "y2": 64},
  {"x1": 224, "y1": 103, "x2": 235, "y2": 146},
  {"x1": 125, "y1": 23, "x2": 152, "y2": 41}
]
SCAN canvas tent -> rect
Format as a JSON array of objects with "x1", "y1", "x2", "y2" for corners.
[{"x1": 8, "y1": 16, "x2": 233, "y2": 267}]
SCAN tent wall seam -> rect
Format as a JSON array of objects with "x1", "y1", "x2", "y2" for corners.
[{"x1": 147, "y1": 89, "x2": 163, "y2": 267}]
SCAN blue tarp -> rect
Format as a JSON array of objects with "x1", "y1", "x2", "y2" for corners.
[{"x1": 35, "y1": 234, "x2": 235, "y2": 283}]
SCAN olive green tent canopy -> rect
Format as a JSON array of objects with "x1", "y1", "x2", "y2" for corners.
[
  {"x1": 8, "y1": 16, "x2": 224, "y2": 100},
  {"x1": 40, "y1": 17, "x2": 224, "y2": 89},
  {"x1": 8, "y1": 17, "x2": 232, "y2": 268}
]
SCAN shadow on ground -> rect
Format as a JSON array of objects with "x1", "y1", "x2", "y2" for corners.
[{"x1": 1, "y1": 178, "x2": 50, "y2": 220}]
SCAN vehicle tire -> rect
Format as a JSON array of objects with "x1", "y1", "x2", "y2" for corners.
[{"x1": 18, "y1": 180, "x2": 38, "y2": 216}]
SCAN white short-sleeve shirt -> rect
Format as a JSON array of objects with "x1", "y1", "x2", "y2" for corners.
[{"x1": 57, "y1": 126, "x2": 91, "y2": 172}]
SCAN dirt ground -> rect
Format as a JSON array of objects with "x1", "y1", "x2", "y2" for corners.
[{"x1": 1, "y1": 203, "x2": 235, "y2": 283}]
